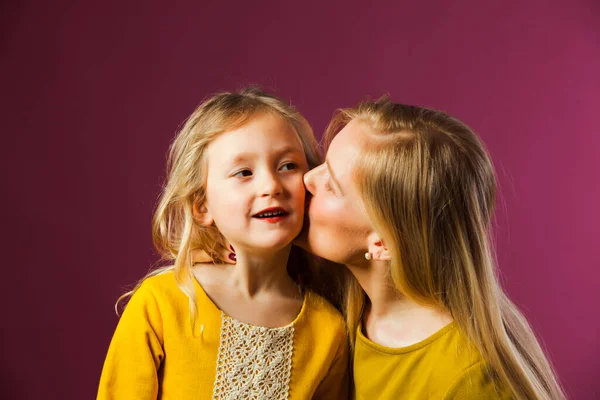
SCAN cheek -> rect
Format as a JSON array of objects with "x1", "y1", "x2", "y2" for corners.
[
  {"x1": 309, "y1": 195, "x2": 355, "y2": 248},
  {"x1": 287, "y1": 176, "x2": 307, "y2": 208},
  {"x1": 306, "y1": 192, "x2": 371, "y2": 261},
  {"x1": 206, "y1": 182, "x2": 248, "y2": 221},
  {"x1": 309, "y1": 193, "x2": 348, "y2": 228}
]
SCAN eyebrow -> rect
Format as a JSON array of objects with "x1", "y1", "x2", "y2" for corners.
[
  {"x1": 326, "y1": 158, "x2": 344, "y2": 195},
  {"x1": 221, "y1": 146, "x2": 304, "y2": 169}
]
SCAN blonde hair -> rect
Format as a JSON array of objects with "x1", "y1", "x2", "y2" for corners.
[
  {"x1": 117, "y1": 87, "x2": 321, "y2": 323},
  {"x1": 326, "y1": 97, "x2": 565, "y2": 399}
]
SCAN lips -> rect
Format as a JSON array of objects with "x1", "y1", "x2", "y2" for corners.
[{"x1": 252, "y1": 207, "x2": 289, "y2": 219}]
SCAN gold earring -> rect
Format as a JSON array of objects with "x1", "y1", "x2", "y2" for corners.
[{"x1": 365, "y1": 252, "x2": 372, "y2": 260}]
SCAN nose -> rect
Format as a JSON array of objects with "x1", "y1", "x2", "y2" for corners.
[
  {"x1": 303, "y1": 166, "x2": 319, "y2": 195},
  {"x1": 260, "y1": 171, "x2": 283, "y2": 197}
]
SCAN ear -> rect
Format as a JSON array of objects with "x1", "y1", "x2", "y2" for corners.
[
  {"x1": 367, "y1": 232, "x2": 391, "y2": 261},
  {"x1": 193, "y1": 199, "x2": 214, "y2": 226}
]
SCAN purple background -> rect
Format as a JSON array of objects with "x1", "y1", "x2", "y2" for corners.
[{"x1": 2, "y1": 1, "x2": 598, "y2": 398}]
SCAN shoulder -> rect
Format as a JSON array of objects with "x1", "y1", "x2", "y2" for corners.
[
  {"x1": 301, "y1": 291, "x2": 349, "y2": 363},
  {"x1": 137, "y1": 270, "x2": 179, "y2": 295},
  {"x1": 303, "y1": 290, "x2": 346, "y2": 333},
  {"x1": 127, "y1": 270, "x2": 187, "y2": 309},
  {"x1": 140, "y1": 270, "x2": 178, "y2": 288},
  {"x1": 443, "y1": 361, "x2": 510, "y2": 399}
]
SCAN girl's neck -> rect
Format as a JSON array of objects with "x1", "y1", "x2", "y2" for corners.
[
  {"x1": 346, "y1": 261, "x2": 453, "y2": 347},
  {"x1": 347, "y1": 260, "x2": 413, "y2": 316},
  {"x1": 228, "y1": 245, "x2": 297, "y2": 298}
]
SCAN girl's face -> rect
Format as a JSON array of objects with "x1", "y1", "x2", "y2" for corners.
[
  {"x1": 296, "y1": 119, "x2": 374, "y2": 264},
  {"x1": 202, "y1": 112, "x2": 309, "y2": 253}
]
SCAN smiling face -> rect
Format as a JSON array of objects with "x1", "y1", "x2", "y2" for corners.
[
  {"x1": 296, "y1": 119, "x2": 375, "y2": 264},
  {"x1": 200, "y1": 112, "x2": 309, "y2": 253}
]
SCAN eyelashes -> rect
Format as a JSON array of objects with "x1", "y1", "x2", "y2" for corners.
[
  {"x1": 233, "y1": 169, "x2": 253, "y2": 178},
  {"x1": 231, "y1": 162, "x2": 299, "y2": 178},
  {"x1": 279, "y1": 162, "x2": 298, "y2": 171},
  {"x1": 324, "y1": 181, "x2": 335, "y2": 193}
]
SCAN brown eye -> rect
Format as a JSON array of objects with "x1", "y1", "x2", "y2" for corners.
[
  {"x1": 280, "y1": 162, "x2": 298, "y2": 171},
  {"x1": 233, "y1": 169, "x2": 252, "y2": 178}
]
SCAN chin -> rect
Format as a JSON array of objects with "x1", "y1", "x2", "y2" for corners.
[
  {"x1": 259, "y1": 232, "x2": 299, "y2": 252},
  {"x1": 294, "y1": 232, "x2": 348, "y2": 265}
]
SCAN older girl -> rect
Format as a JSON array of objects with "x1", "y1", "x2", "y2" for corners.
[{"x1": 299, "y1": 98, "x2": 565, "y2": 399}]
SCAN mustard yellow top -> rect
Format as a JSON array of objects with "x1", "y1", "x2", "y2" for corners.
[
  {"x1": 353, "y1": 322, "x2": 512, "y2": 399},
  {"x1": 98, "y1": 272, "x2": 349, "y2": 399}
]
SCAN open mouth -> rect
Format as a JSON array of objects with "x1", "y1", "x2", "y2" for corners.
[{"x1": 252, "y1": 207, "x2": 290, "y2": 220}]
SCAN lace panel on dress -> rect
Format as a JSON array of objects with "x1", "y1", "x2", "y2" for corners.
[{"x1": 212, "y1": 313, "x2": 294, "y2": 400}]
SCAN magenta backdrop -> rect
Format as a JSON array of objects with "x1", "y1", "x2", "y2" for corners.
[{"x1": 2, "y1": 1, "x2": 598, "y2": 398}]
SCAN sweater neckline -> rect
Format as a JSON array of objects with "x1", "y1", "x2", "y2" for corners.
[
  {"x1": 356, "y1": 321, "x2": 457, "y2": 354},
  {"x1": 191, "y1": 274, "x2": 308, "y2": 330}
]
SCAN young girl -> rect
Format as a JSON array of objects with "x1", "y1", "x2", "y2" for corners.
[{"x1": 97, "y1": 88, "x2": 349, "y2": 399}]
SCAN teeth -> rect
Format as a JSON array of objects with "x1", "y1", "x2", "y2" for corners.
[{"x1": 257, "y1": 211, "x2": 285, "y2": 217}]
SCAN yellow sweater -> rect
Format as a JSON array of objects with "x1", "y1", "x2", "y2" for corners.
[
  {"x1": 353, "y1": 322, "x2": 512, "y2": 399},
  {"x1": 98, "y1": 272, "x2": 349, "y2": 399}
]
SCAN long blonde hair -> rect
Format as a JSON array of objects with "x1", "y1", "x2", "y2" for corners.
[
  {"x1": 117, "y1": 87, "x2": 321, "y2": 322},
  {"x1": 326, "y1": 97, "x2": 565, "y2": 399}
]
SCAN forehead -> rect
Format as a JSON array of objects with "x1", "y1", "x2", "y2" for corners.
[
  {"x1": 327, "y1": 119, "x2": 369, "y2": 164},
  {"x1": 208, "y1": 112, "x2": 304, "y2": 160}
]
